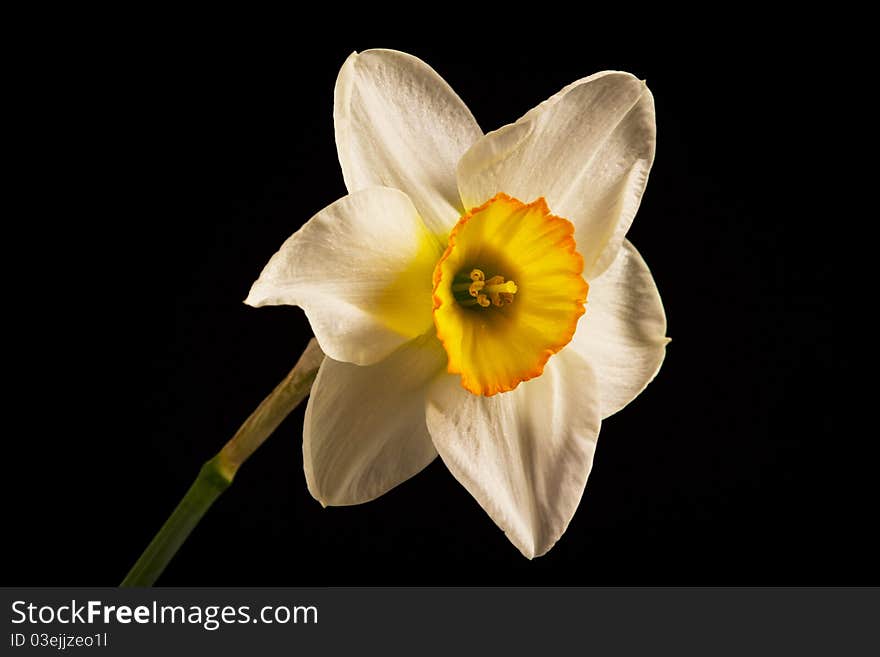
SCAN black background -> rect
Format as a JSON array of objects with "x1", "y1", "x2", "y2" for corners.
[{"x1": 8, "y1": 23, "x2": 846, "y2": 585}]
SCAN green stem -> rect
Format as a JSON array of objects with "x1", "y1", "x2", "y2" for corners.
[
  {"x1": 121, "y1": 338, "x2": 324, "y2": 587},
  {"x1": 120, "y1": 455, "x2": 231, "y2": 586}
]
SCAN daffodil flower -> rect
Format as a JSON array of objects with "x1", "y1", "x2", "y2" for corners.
[{"x1": 246, "y1": 49, "x2": 669, "y2": 558}]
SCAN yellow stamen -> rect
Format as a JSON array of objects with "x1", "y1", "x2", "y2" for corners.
[{"x1": 452, "y1": 269, "x2": 517, "y2": 309}]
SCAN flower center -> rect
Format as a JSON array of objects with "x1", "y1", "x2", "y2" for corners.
[
  {"x1": 452, "y1": 268, "x2": 518, "y2": 308},
  {"x1": 432, "y1": 193, "x2": 589, "y2": 396}
]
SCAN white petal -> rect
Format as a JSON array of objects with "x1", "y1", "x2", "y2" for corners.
[
  {"x1": 335, "y1": 49, "x2": 483, "y2": 236},
  {"x1": 304, "y1": 335, "x2": 447, "y2": 506},
  {"x1": 425, "y1": 350, "x2": 600, "y2": 558},
  {"x1": 569, "y1": 239, "x2": 669, "y2": 419},
  {"x1": 245, "y1": 187, "x2": 443, "y2": 366},
  {"x1": 457, "y1": 71, "x2": 655, "y2": 278}
]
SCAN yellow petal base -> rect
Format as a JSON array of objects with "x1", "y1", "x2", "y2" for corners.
[{"x1": 432, "y1": 193, "x2": 589, "y2": 396}]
